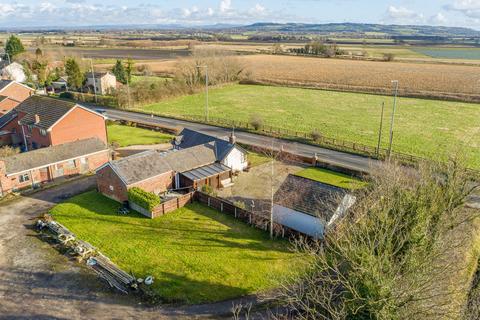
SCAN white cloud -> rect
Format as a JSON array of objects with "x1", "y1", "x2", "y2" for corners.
[
  {"x1": 385, "y1": 5, "x2": 425, "y2": 24},
  {"x1": 445, "y1": 0, "x2": 480, "y2": 18},
  {"x1": 219, "y1": 0, "x2": 231, "y2": 13},
  {"x1": 430, "y1": 12, "x2": 447, "y2": 24}
]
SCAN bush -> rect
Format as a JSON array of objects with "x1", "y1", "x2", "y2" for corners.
[
  {"x1": 311, "y1": 129, "x2": 322, "y2": 142},
  {"x1": 59, "y1": 91, "x2": 74, "y2": 99},
  {"x1": 383, "y1": 53, "x2": 395, "y2": 61},
  {"x1": 201, "y1": 184, "x2": 214, "y2": 195},
  {"x1": 128, "y1": 187, "x2": 160, "y2": 211},
  {"x1": 249, "y1": 114, "x2": 264, "y2": 131}
]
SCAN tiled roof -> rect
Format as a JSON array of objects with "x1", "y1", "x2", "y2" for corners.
[
  {"x1": 15, "y1": 95, "x2": 77, "y2": 129},
  {"x1": 0, "y1": 110, "x2": 17, "y2": 129},
  {"x1": 110, "y1": 143, "x2": 218, "y2": 186},
  {"x1": 0, "y1": 80, "x2": 13, "y2": 91},
  {"x1": 175, "y1": 128, "x2": 242, "y2": 161},
  {"x1": 1, "y1": 137, "x2": 108, "y2": 175},
  {"x1": 274, "y1": 174, "x2": 347, "y2": 222}
]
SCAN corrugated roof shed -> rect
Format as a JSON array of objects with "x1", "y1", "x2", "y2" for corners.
[{"x1": 1, "y1": 137, "x2": 107, "y2": 175}]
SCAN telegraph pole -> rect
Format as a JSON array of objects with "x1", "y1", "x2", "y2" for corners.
[
  {"x1": 388, "y1": 80, "x2": 399, "y2": 159},
  {"x1": 376, "y1": 102, "x2": 385, "y2": 158}
]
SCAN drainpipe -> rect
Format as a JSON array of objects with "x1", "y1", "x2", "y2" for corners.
[{"x1": 21, "y1": 125, "x2": 28, "y2": 152}]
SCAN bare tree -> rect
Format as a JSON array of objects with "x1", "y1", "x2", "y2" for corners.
[{"x1": 272, "y1": 157, "x2": 479, "y2": 320}]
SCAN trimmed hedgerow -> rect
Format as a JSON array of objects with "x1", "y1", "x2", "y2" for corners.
[{"x1": 128, "y1": 187, "x2": 160, "y2": 211}]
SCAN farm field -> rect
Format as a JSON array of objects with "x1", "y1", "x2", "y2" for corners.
[
  {"x1": 50, "y1": 191, "x2": 305, "y2": 304},
  {"x1": 128, "y1": 54, "x2": 480, "y2": 100},
  {"x1": 143, "y1": 84, "x2": 480, "y2": 168},
  {"x1": 107, "y1": 124, "x2": 172, "y2": 147},
  {"x1": 412, "y1": 47, "x2": 480, "y2": 60}
]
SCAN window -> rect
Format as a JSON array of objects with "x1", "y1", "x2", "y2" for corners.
[
  {"x1": 109, "y1": 185, "x2": 114, "y2": 191},
  {"x1": 27, "y1": 125, "x2": 33, "y2": 132},
  {"x1": 19, "y1": 173, "x2": 30, "y2": 183},
  {"x1": 65, "y1": 160, "x2": 76, "y2": 169},
  {"x1": 40, "y1": 129, "x2": 47, "y2": 136}
]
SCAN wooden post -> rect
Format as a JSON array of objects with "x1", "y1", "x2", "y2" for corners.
[
  {"x1": 177, "y1": 197, "x2": 180, "y2": 209},
  {"x1": 221, "y1": 202, "x2": 223, "y2": 212},
  {"x1": 162, "y1": 203, "x2": 165, "y2": 214},
  {"x1": 234, "y1": 207, "x2": 237, "y2": 218},
  {"x1": 208, "y1": 197, "x2": 210, "y2": 207}
]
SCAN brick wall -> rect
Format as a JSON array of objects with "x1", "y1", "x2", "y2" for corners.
[
  {"x1": 0, "y1": 150, "x2": 110, "y2": 195},
  {"x1": 130, "y1": 171, "x2": 174, "y2": 195},
  {"x1": 50, "y1": 107, "x2": 107, "y2": 146},
  {"x1": 97, "y1": 164, "x2": 129, "y2": 202}
]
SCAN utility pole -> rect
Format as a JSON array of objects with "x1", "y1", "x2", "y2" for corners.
[
  {"x1": 388, "y1": 80, "x2": 399, "y2": 159},
  {"x1": 376, "y1": 102, "x2": 385, "y2": 158},
  {"x1": 89, "y1": 58, "x2": 98, "y2": 103},
  {"x1": 196, "y1": 65, "x2": 209, "y2": 122},
  {"x1": 126, "y1": 76, "x2": 132, "y2": 109}
]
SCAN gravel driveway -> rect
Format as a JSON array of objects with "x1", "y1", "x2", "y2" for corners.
[{"x1": 0, "y1": 177, "x2": 262, "y2": 320}]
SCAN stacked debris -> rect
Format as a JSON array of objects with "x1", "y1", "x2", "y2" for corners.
[{"x1": 35, "y1": 214, "x2": 152, "y2": 295}]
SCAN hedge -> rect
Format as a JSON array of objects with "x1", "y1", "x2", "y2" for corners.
[{"x1": 127, "y1": 187, "x2": 160, "y2": 211}]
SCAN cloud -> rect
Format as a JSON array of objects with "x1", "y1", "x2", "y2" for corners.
[
  {"x1": 385, "y1": 5, "x2": 425, "y2": 24},
  {"x1": 219, "y1": 0, "x2": 231, "y2": 13},
  {"x1": 429, "y1": 12, "x2": 447, "y2": 24},
  {"x1": 445, "y1": 0, "x2": 480, "y2": 19}
]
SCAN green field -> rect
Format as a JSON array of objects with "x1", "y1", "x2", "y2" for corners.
[
  {"x1": 411, "y1": 47, "x2": 480, "y2": 60},
  {"x1": 107, "y1": 124, "x2": 172, "y2": 147},
  {"x1": 50, "y1": 191, "x2": 305, "y2": 304},
  {"x1": 295, "y1": 167, "x2": 367, "y2": 190},
  {"x1": 143, "y1": 84, "x2": 480, "y2": 169}
]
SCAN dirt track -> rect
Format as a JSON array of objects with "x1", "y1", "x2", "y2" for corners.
[{"x1": 0, "y1": 177, "x2": 261, "y2": 319}]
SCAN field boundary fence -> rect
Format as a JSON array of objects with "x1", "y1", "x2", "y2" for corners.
[{"x1": 124, "y1": 107, "x2": 480, "y2": 177}]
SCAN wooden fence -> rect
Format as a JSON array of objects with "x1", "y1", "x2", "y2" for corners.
[
  {"x1": 130, "y1": 192, "x2": 195, "y2": 218},
  {"x1": 119, "y1": 109, "x2": 479, "y2": 178},
  {"x1": 195, "y1": 192, "x2": 304, "y2": 239}
]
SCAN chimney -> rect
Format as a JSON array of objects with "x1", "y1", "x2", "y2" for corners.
[
  {"x1": 34, "y1": 114, "x2": 40, "y2": 124},
  {"x1": 229, "y1": 131, "x2": 236, "y2": 145}
]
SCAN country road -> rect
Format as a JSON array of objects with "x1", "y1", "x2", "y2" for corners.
[{"x1": 102, "y1": 108, "x2": 382, "y2": 174}]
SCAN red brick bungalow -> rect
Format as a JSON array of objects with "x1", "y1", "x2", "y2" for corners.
[
  {"x1": 0, "y1": 80, "x2": 34, "y2": 116},
  {"x1": 0, "y1": 95, "x2": 108, "y2": 149},
  {"x1": 97, "y1": 142, "x2": 233, "y2": 203},
  {"x1": 0, "y1": 137, "x2": 110, "y2": 195}
]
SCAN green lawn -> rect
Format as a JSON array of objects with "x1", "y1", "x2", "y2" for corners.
[
  {"x1": 50, "y1": 191, "x2": 306, "y2": 304},
  {"x1": 247, "y1": 151, "x2": 271, "y2": 167},
  {"x1": 295, "y1": 167, "x2": 367, "y2": 190},
  {"x1": 143, "y1": 84, "x2": 480, "y2": 169},
  {"x1": 107, "y1": 124, "x2": 173, "y2": 147}
]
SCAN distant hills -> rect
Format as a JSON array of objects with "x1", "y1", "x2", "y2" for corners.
[{"x1": 230, "y1": 23, "x2": 480, "y2": 38}]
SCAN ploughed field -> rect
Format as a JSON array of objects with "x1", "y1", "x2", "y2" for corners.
[
  {"x1": 50, "y1": 191, "x2": 306, "y2": 304},
  {"x1": 143, "y1": 84, "x2": 480, "y2": 169}
]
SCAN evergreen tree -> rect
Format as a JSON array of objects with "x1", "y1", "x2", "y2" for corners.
[
  {"x1": 125, "y1": 58, "x2": 134, "y2": 83},
  {"x1": 112, "y1": 59, "x2": 127, "y2": 84},
  {"x1": 4, "y1": 35, "x2": 25, "y2": 60},
  {"x1": 64, "y1": 58, "x2": 83, "y2": 90}
]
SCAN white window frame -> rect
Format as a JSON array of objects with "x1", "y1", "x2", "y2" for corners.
[
  {"x1": 40, "y1": 128, "x2": 47, "y2": 136},
  {"x1": 19, "y1": 173, "x2": 30, "y2": 183}
]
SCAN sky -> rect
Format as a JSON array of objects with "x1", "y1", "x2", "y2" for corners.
[{"x1": 0, "y1": 0, "x2": 479, "y2": 29}]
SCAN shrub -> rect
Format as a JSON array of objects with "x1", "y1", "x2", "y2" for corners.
[
  {"x1": 128, "y1": 187, "x2": 160, "y2": 211},
  {"x1": 311, "y1": 129, "x2": 322, "y2": 142},
  {"x1": 201, "y1": 184, "x2": 214, "y2": 195},
  {"x1": 383, "y1": 53, "x2": 395, "y2": 62},
  {"x1": 59, "y1": 91, "x2": 74, "y2": 99},
  {"x1": 249, "y1": 114, "x2": 264, "y2": 131}
]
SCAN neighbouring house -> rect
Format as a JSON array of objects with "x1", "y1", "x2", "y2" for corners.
[
  {"x1": 273, "y1": 174, "x2": 356, "y2": 238},
  {"x1": 173, "y1": 128, "x2": 248, "y2": 172},
  {"x1": 97, "y1": 142, "x2": 235, "y2": 203},
  {"x1": 51, "y1": 76, "x2": 68, "y2": 92},
  {"x1": 0, "y1": 137, "x2": 110, "y2": 196},
  {"x1": 0, "y1": 62, "x2": 27, "y2": 83},
  {"x1": 85, "y1": 72, "x2": 116, "y2": 95},
  {"x1": 0, "y1": 80, "x2": 34, "y2": 115},
  {"x1": 0, "y1": 95, "x2": 108, "y2": 150}
]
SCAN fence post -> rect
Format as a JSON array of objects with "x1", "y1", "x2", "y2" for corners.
[
  {"x1": 249, "y1": 214, "x2": 252, "y2": 224},
  {"x1": 234, "y1": 207, "x2": 237, "y2": 218},
  {"x1": 177, "y1": 198, "x2": 180, "y2": 209},
  {"x1": 220, "y1": 202, "x2": 223, "y2": 212},
  {"x1": 162, "y1": 203, "x2": 165, "y2": 214},
  {"x1": 208, "y1": 197, "x2": 210, "y2": 207}
]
